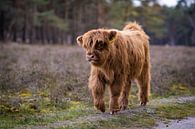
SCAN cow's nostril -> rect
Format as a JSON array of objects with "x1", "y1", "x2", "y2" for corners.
[{"x1": 91, "y1": 55, "x2": 95, "y2": 59}]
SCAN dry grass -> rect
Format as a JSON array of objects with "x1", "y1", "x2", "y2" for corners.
[
  {"x1": 150, "y1": 45, "x2": 195, "y2": 95},
  {"x1": 0, "y1": 43, "x2": 195, "y2": 108}
]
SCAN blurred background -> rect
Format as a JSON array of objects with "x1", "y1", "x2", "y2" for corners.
[
  {"x1": 0, "y1": 0, "x2": 194, "y2": 45},
  {"x1": 0, "y1": 1, "x2": 195, "y2": 128}
]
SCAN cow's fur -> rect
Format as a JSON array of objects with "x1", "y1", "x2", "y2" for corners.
[{"x1": 77, "y1": 22, "x2": 151, "y2": 114}]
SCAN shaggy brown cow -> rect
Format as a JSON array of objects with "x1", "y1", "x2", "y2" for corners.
[{"x1": 77, "y1": 22, "x2": 151, "y2": 114}]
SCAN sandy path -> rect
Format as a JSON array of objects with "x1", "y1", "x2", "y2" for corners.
[{"x1": 154, "y1": 117, "x2": 195, "y2": 129}]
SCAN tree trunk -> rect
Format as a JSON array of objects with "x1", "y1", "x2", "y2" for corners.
[{"x1": 0, "y1": 11, "x2": 5, "y2": 41}]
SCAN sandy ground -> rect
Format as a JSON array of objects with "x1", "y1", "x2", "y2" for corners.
[{"x1": 155, "y1": 117, "x2": 195, "y2": 129}]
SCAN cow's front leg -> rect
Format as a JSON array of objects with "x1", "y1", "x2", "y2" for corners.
[
  {"x1": 91, "y1": 85, "x2": 105, "y2": 112},
  {"x1": 109, "y1": 83, "x2": 122, "y2": 114},
  {"x1": 89, "y1": 74, "x2": 106, "y2": 112}
]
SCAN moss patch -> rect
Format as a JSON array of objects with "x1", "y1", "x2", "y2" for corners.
[
  {"x1": 0, "y1": 100, "x2": 95, "y2": 129},
  {"x1": 151, "y1": 83, "x2": 195, "y2": 98},
  {"x1": 168, "y1": 84, "x2": 195, "y2": 96},
  {"x1": 156, "y1": 102, "x2": 195, "y2": 119}
]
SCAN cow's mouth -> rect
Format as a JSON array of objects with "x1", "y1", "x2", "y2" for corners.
[
  {"x1": 87, "y1": 58, "x2": 100, "y2": 65},
  {"x1": 88, "y1": 59, "x2": 98, "y2": 63},
  {"x1": 90, "y1": 59, "x2": 99, "y2": 64}
]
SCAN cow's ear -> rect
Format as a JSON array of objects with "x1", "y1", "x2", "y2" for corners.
[
  {"x1": 108, "y1": 31, "x2": 117, "y2": 43},
  {"x1": 77, "y1": 35, "x2": 83, "y2": 46}
]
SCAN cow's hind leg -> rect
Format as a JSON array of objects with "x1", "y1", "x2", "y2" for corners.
[{"x1": 136, "y1": 64, "x2": 150, "y2": 106}]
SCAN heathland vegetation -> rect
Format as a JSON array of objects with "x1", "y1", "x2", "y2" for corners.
[{"x1": 0, "y1": 43, "x2": 195, "y2": 128}]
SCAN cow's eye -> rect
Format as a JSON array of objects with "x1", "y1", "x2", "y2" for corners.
[{"x1": 96, "y1": 41, "x2": 105, "y2": 50}]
